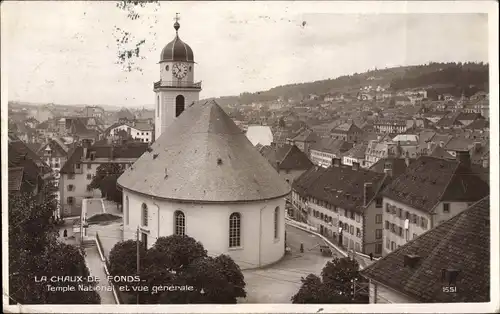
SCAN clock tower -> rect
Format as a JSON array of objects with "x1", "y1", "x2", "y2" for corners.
[{"x1": 154, "y1": 14, "x2": 202, "y2": 140}]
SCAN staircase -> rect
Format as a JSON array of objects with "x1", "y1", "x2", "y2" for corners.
[{"x1": 81, "y1": 239, "x2": 96, "y2": 248}]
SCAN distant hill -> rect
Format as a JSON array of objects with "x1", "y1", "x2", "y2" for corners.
[{"x1": 204, "y1": 62, "x2": 489, "y2": 106}]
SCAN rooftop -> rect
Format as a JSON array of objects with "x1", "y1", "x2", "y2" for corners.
[
  {"x1": 117, "y1": 100, "x2": 290, "y2": 202},
  {"x1": 361, "y1": 197, "x2": 490, "y2": 303}
]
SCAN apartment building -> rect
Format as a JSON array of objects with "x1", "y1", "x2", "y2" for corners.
[
  {"x1": 380, "y1": 152, "x2": 489, "y2": 256},
  {"x1": 106, "y1": 121, "x2": 155, "y2": 143},
  {"x1": 291, "y1": 159, "x2": 391, "y2": 257},
  {"x1": 37, "y1": 138, "x2": 70, "y2": 180},
  {"x1": 59, "y1": 141, "x2": 148, "y2": 217},
  {"x1": 373, "y1": 119, "x2": 407, "y2": 134}
]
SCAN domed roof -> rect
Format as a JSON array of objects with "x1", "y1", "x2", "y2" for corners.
[
  {"x1": 160, "y1": 21, "x2": 194, "y2": 62},
  {"x1": 117, "y1": 100, "x2": 291, "y2": 203}
]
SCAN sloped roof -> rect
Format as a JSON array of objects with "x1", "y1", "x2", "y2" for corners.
[
  {"x1": 369, "y1": 158, "x2": 408, "y2": 177},
  {"x1": 361, "y1": 197, "x2": 490, "y2": 303},
  {"x1": 344, "y1": 143, "x2": 368, "y2": 159},
  {"x1": 310, "y1": 138, "x2": 353, "y2": 155},
  {"x1": 8, "y1": 167, "x2": 24, "y2": 192},
  {"x1": 456, "y1": 112, "x2": 482, "y2": 121},
  {"x1": 429, "y1": 145, "x2": 454, "y2": 159},
  {"x1": 332, "y1": 122, "x2": 362, "y2": 133},
  {"x1": 381, "y1": 156, "x2": 489, "y2": 213},
  {"x1": 464, "y1": 118, "x2": 489, "y2": 130},
  {"x1": 292, "y1": 166, "x2": 327, "y2": 196},
  {"x1": 304, "y1": 165, "x2": 386, "y2": 214},
  {"x1": 117, "y1": 100, "x2": 290, "y2": 202},
  {"x1": 276, "y1": 145, "x2": 314, "y2": 171},
  {"x1": 37, "y1": 140, "x2": 68, "y2": 157},
  {"x1": 292, "y1": 129, "x2": 318, "y2": 142},
  {"x1": 444, "y1": 137, "x2": 474, "y2": 152}
]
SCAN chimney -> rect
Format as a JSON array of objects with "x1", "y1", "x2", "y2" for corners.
[
  {"x1": 456, "y1": 151, "x2": 471, "y2": 169},
  {"x1": 352, "y1": 162, "x2": 360, "y2": 171},
  {"x1": 276, "y1": 161, "x2": 280, "y2": 170},
  {"x1": 363, "y1": 182, "x2": 373, "y2": 206},
  {"x1": 441, "y1": 268, "x2": 461, "y2": 286},
  {"x1": 332, "y1": 158, "x2": 341, "y2": 167},
  {"x1": 404, "y1": 254, "x2": 421, "y2": 268},
  {"x1": 473, "y1": 141, "x2": 481, "y2": 152}
]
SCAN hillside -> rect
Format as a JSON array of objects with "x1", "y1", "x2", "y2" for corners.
[{"x1": 204, "y1": 62, "x2": 488, "y2": 106}]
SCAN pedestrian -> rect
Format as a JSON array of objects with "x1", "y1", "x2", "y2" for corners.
[
  {"x1": 369, "y1": 252, "x2": 373, "y2": 261},
  {"x1": 63, "y1": 229, "x2": 68, "y2": 237}
]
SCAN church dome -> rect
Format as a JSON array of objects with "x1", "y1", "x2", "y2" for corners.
[{"x1": 160, "y1": 21, "x2": 194, "y2": 62}]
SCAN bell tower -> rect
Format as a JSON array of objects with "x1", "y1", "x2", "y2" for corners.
[{"x1": 154, "y1": 13, "x2": 202, "y2": 140}]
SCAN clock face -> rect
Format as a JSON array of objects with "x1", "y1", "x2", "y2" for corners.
[{"x1": 172, "y1": 63, "x2": 188, "y2": 79}]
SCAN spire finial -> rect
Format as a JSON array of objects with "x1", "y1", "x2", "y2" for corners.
[{"x1": 173, "y1": 13, "x2": 180, "y2": 33}]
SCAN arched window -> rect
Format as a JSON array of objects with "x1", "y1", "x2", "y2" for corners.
[
  {"x1": 124, "y1": 196, "x2": 129, "y2": 225},
  {"x1": 274, "y1": 207, "x2": 280, "y2": 239},
  {"x1": 157, "y1": 95, "x2": 160, "y2": 117},
  {"x1": 174, "y1": 211, "x2": 185, "y2": 236},
  {"x1": 189, "y1": 66, "x2": 192, "y2": 72},
  {"x1": 175, "y1": 95, "x2": 185, "y2": 117},
  {"x1": 142, "y1": 203, "x2": 148, "y2": 227},
  {"x1": 229, "y1": 213, "x2": 241, "y2": 248},
  {"x1": 165, "y1": 65, "x2": 169, "y2": 71}
]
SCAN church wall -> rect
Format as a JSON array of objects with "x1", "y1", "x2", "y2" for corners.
[{"x1": 123, "y1": 189, "x2": 286, "y2": 270}]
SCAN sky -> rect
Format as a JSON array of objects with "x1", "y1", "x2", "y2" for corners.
[{"x1": 1, "y1": 1, "x2": 491, "y2": 108}]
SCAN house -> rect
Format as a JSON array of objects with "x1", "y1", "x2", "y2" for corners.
[
  {"x1": 364, "y1": 140, "x2": 401, "y2": 168},
  {"x1": 105, "y1": 121, "x2": 155, "y2": 144},
  {"x1": 331, "y1": 122, "x2": 364, "y2": 143},
  {"x1": 455, "y1": 112, "x2": 482, "y2": 127},
  {"x1": 309, "y1": 138, "x2": 353, "y2": 168},
  {"x1": 443, "y1": 137, "x2": 475, "y2": 157},
  {"x1": 343, "y1": 143, "x2": 368, "y2": 168},
  {"x1": 292, "y1": 159, "x2": 391, "y2": 257},
  {"x1": 380, "y1": 153, "x2": 489, "y2": 257},
  {"x1": 83, "y1": 106, "x2": 105, "y2": 119},
  {"x1": 260, "y1": 144, "x2": 313, "y2": 186},
  {"x1": 394, "y1": 96, "x2": 412, "y2": 106},
  {"x1": 362, "y1": 197, "x2": 490, "y2": 303},
  {"x1": 373, "y1": 119, "x2": 407, "y2": 134},
  {"x1": 37, "y1": 138, "x2": 70, "y2": 180},
  {"x1": 288, "y1": 129, "x2": 319, "y2": 155},
  {"x1": 59, "y1": 141, "x2": 149, "y2": 217},
  {"x1": 115, "y1": 107, "x2": 136, "y2": 122},
  {"x1": 272, "y1": 128, "x2": 295, "y2": 147},
  {"x1": 8, "y1": 134, "x2": 54, "y2": 208},
  {"x1": 310, "y1": 120, "x2": 341, "y2": 138}
]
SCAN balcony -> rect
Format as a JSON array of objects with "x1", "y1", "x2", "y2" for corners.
[{"x1": 153, "y1": 80, "x2": 202, "y2": 90}]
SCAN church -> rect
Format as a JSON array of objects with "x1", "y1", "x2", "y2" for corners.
[{"x1": 117, "y1": 18, "x2": 290, "y2": 269}]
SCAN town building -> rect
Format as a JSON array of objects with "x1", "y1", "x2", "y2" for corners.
[
  {"x1": 373, "y1": 119, "x2": 407, "y2": 134},
  {"x1": 362, "y1": 197, "x2": 490, "y2": 303},
  {"x1": 105, "y1": 121, "x2": 155, "y2": 143},
  {"x1": 291, "y1": 160, "x2": 390, "y2": 257},
  {"x1": 331, "y1": 122, "x2": 364, "y2": 143},
  {"x1": 308, "y1": 138, "x2": 353, "y2": 168},
  {"x1": 83, "y1": 106, "x2": 105, "y2": 119},
  {"x1": 380, "y1": 153, "x2": 489, "y2": 257},
  {"x1": 343, "y1": 143, "x2": 368, "y2": 168},
  {"x1": 288, "y1": 129, "x2": 318, "y2": 155},
  {"x1": 260, "y1": 143, "x2": 313, "y2": 185},
  {"x1": 117, "y1": 20, "x2": 290, "y2": 271},
  {"x1": 59, "y1": 141, "x2": 148, "y2": 217},
  {"x1": 37, "y1": 138, "x2": 71, "y2": 180}
]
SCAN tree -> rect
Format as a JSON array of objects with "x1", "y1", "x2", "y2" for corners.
[
  {"x1": 291, "y1": 257, "x2": 368, "y2": 304},
  {"x1": 144, "y1": 235, "x2": 207, "y2": 272},
  {"x1": 116, "y1": 129, "x2": 133, "y2": 141},
  {"x1": 108, "y1": 234, "x2": 247, "y2": 304},
  {"x1": 8, "y1": 192, "x2": 100, "y2": 304},
  {"x1": 89, "y1": 163, "x2": 124, "y2": 193},
  {"x1": 108, "y1": 239, "x2": 147, "y2": 290}
]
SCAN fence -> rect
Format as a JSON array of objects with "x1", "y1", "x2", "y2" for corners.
[{"x1": 95, "y1": 232, "x2": 122, "y2": 304}]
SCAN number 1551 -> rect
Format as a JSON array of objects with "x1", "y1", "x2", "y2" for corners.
[{"x1": 443, "y1": 286, "x2": 457, "y2": 293}]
